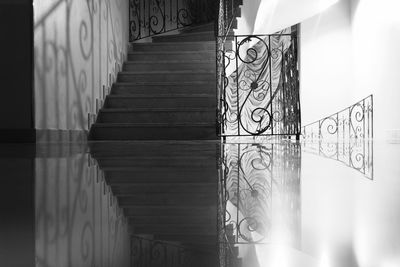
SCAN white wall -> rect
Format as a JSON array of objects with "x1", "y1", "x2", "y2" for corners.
[
  {"x1": 300, "y1": 0, "x2": 355, "y2": 126},
  {"x1": 34, "y1": 0, "x2": 130, "y2": 132},
  {"x1": 350, "y1": 0, "x2": 400, "y2": 140},
  {"x1": 234, "y1": 0, "x2": 262, "y2": 35},
  {"x1": 300, "y1": 0, "x2": 400, "y2": 140},
  {"x1": 254, "y1": 0, "x2": 339, "y2": 34},
  {"x1": 237, "y1": 0, "x2": 339, "y2": 35}
]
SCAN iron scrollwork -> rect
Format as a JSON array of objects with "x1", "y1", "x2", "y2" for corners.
[
  {"x1": 301, "y1": 95, "x2": 374, "y2": 179},
  {"x1": 301, "y1": 95, "x2": 373, "y2": 141},
  {"x1": 217, "y1": 27, "x2": 301, "y2": 137},
  {"x1": 129, "y1": 0, "x2": 216, "y2": 41}
]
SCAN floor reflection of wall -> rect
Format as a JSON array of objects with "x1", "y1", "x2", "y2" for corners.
[
  {"x1": 35, "y1": 151, "x2": 130, "y2": 267},
  {"x1": 219, "y1": 142, "x2": 302, "y2": 266},
  {"x1": 0, "y1": 147, "x2": 36, "y2": 267}
]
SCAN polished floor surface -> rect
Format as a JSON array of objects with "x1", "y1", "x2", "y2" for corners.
[{"x1": 0, "y1": 140, "x2": 399, "y2": 267}]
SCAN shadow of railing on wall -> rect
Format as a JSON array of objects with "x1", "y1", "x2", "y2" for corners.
[{"x1": 34, "y1": 0, "x2": 128, "y2": 134}]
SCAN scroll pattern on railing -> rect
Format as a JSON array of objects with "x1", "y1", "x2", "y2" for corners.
[
  {"x1": 217, "y1": 27, "x2": 301, "y2": 137},
  {"x1": 301, "y1": 95, "x2": 374, "y2": 179},
  {"x1": 218, "y1": 143, "x2": 301, "y2": 250},
  {"x1": 129, "y1": 0, "x2": 216, "y2": 41},
  {"x1": 301, "y1": 95, "x2": 373, "y2": 140}
]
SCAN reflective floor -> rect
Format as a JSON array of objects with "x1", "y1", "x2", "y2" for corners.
[{"x1": 0, "y1": 140, "x2": 399, "y2": 267}]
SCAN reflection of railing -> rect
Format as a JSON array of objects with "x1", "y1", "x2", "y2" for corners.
[
  {"x1": 302, "y1": 140, "x2": 374, "y2": 180},
  {"x1": 218, "y1": 143, "x2": 301, "y2": 249},
  {"x1": 218, "y1": 158, "x2": 240, "y2": 267},
  {"x1": 131, "y1": 235, "x2": 209, "y2": 267},
  {"x1": 129, "y1": 0, "x2": 216, "y2": 41},
  {"x1": 216, "y1": 29, "x2": 301, "y2": 137},
  {"x1": 302, "y1": 95, "x2": 373, "y2": 140}
]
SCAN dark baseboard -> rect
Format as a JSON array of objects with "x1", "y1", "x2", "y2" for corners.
[
  {"x1": 36, "y1": 129, "x2": 88, "y2": 143},
  {"x1": 0, "y1": 128, "x2": 36, "y2": 143}
]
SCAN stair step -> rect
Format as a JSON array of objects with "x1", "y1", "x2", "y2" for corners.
[
  {"x1": 89, "y1": 141, "x2": 217, "y2": 157},
  {"x1": 118, "y1": 193, "x2": 216, "y2": 207},
  {"x1": 105, "y1": 94, "x2": 215, "y2": 109},
  {"x1": 97, "y1": 108, "x2": 215, "y2": 123},
  {"x1": 123, "y1": 60, "x2": 215, "y2": 71},
  {"x1": 96, "y1": 156, "x2": 215, "y2": 169},
  {"x1": 131, "y1": 41, "x2": 215, "y2": 52},
  {"x1": 89, "y1": 123, "x2": 217, "y2": 140},
  {"x1": 112, "y1": 183, "x2": 216, "y2": 195},
  {"x1": 124, "y1": 206, "x2": 216, "y2": 217},
  {"x1": 117, "y1": 70, "x2": 215, "y2": 83},
  {"x1": 179, "y1": 23, "x2": 215, "y2": 34},
  {"x1": 128, "y1": 50, "x2": 215, "y2": 61},
  {"x1": 152, "y1": 31, "x2": 216, "y2": 43},
  {"x1": 112, "y1": 81, "x2": 215, "y2": 95},
  {"x1": 133, "y1": 224, "x2": 215, "y2": 236},
  {"x1": 103, "y1": 169, "x2": 217, "y2": 183},
  {"x1": 154, "y1": 234, "x2": 216, "y2": 246},
  {"x1": 129, "y1": 215, "x2": 214, "y2": 225}
]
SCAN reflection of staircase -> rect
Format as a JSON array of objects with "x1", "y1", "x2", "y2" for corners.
[
  {"x1": 89, "y1": 24, "x2": 219, "y2": 141},
  {"x1": 89, "y1": 141, "x2": 219, "y2": 266}
]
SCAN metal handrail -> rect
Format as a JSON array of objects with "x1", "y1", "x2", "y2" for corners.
[
  {"x1": 302, "y1": 94, "x2": 373, "y2": 129},
  {"x1": 129, "y1": 0, "x2": 216, "y2": 41},
  {"x1": 301, "y1": 94, "x2": 373, "y2": 140}
]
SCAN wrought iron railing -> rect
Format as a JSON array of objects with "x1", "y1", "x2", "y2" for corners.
[
  {"x1": 301, "y1": 95, "x2": 373, "y2": 140},
  {"x1": 216, "y1": 0, "x2": 240, "y2": 38},
  {"x1": 216, "y1": 28, "x2": 301, "y2": 137},
  {"x1": 129, "y1": 0, "x2": 216, "y2": 41},
  {"x1": 301, "y1": 95, "x2": 374, "y2": 179}
]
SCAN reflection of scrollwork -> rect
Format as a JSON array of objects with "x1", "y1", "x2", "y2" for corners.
[
  {"x1": 238, "y1": 217, "x2": 268, "y2": 243},
  {"x1": 302, "y1": 139, "x2": 374, "y2": 179},
  {"x1": 219, "y1": 143, "x2": 302, "y2": 247}
]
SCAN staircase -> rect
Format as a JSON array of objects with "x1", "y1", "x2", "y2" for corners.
[{"x1": 89, "y1": 23, "x2": 218, "y2": 141}]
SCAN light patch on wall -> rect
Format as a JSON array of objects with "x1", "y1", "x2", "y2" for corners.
[
  {"x1": 318, "y1": 0, "x2": 339, "y2": 12},
  {"x1": 253, "y1": 0, "x2": 340, "y2": 34},
  {"x1": 319, "y1": 250, "x2": 332, "y2": 267},
  {"x1": 351, "y1": 0, "x2": 400, "y2": 139},
  {"x1": 354, "y1": 0, "x2": 400, "y2": 24}
]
